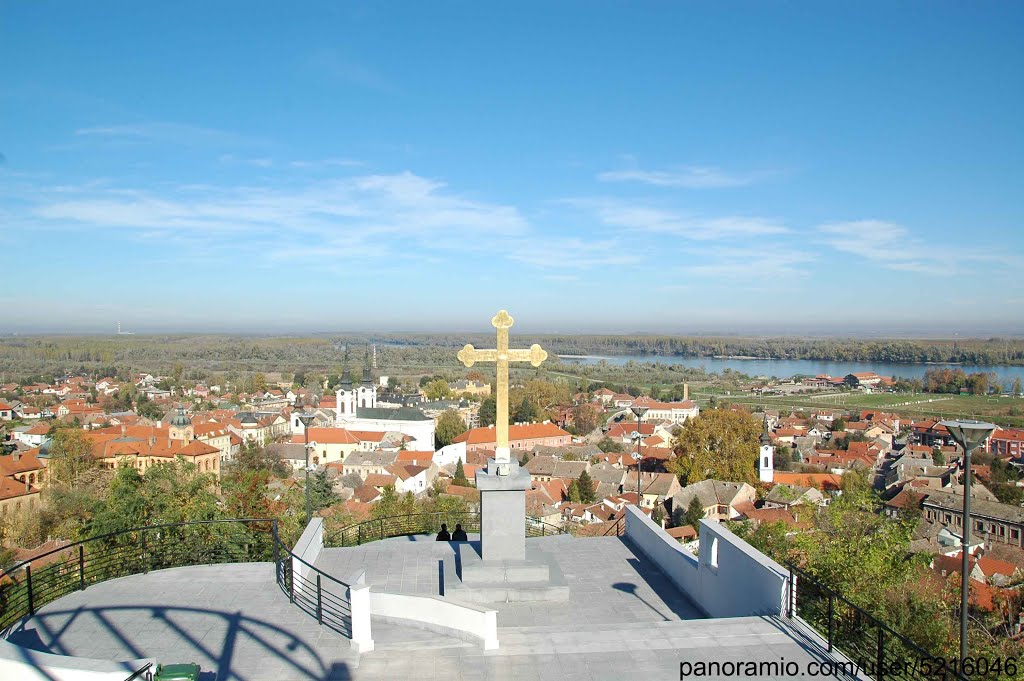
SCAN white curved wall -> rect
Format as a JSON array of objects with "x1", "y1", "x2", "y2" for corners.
[{"x1": 0, "y1": 638, "x2": 154, "y2": 681}]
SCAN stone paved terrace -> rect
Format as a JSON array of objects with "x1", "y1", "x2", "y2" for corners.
[
  {"x1": 315, "y1": 533, "x2": 705, "y2": 625},
  {"x1": 5, "y1": 537, "x2": 867, "y2": 680}
]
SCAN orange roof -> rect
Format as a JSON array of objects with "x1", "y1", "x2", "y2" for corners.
[
  {"x1": 291, "y1": 428, "x2": 360, "y2": 445},
  {"x1": 397, "y1": 450, "x2": 434, "y2": 462},
  {"x1": 0, "y1": 450, "x2": 46, "y2": 476},
  {"x1": 453, "y1": 422, "x2": 570, "y2": 445},
  {"x1": 772, "y1": 472, "x2": 843, "y2": 491},
  {"x1": 0, "y1": 477, "x2": 40, "y2": 501}
]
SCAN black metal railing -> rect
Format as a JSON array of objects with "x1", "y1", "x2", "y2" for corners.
[
  {"x1": 272, "y1": 528, "x2": 351, "y2": 637},
  {"x1": 324, "y1": 511, "x2": 568, "y2": 548},
  {"x1": 785, "y1": 564, "x2": 968, "y2": 681},
  {"x1": 0, "y1": 518, "x2": 276, "y2": 633},
  {"x1": 124, "y1": 661, "x2": 153, "y2": 681}
]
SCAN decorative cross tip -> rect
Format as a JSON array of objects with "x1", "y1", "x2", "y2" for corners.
[
  {"x1": 457, "y1": 344, "x2": 477, "y2": 368},
  {"x1": 491, "y1": 310, "x2": 514, "y2": 330},
  {"x1": 528, "y1": 344, "x2": 547, "y2": 367}
]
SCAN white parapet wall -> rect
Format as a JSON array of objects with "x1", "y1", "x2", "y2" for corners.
[
  {"x1": 0, "y1": 638, "x2": 154, "y2": 681},
  {"x1": 623, "y1": 506, "x2": 789, "y2": 618},
  {"x1": 292, "y1": 517, "x2": 324, "y2": 586},
  {"x1": 370, "y1": 592, "x2": 498, "y2": 650}
]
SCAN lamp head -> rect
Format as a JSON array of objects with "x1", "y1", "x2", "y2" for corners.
[
  {"x1": 297, "y1": 413, "x2": 316, "y2": 428},
  {"x1": 940, "y1": 420, "x2": 996, "y2": 453},
  {"x1": 630, "y1": 405, "x2": 649, "y2": 419}
]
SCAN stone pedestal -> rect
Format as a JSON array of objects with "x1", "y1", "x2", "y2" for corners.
[
  {"x1": 476, "y1": 456, "x2": 531, "y2": 562},
  {"x1": 440, "y1": 456, "x2": 569, "y2": 602}
]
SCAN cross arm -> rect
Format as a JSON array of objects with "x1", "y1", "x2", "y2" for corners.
[
  {"x1": 457, "y1": 344, "x2": 498, "y2": 368},
  {"x1": 506, "y1": 344, "x2": 548, "y2": 367}
]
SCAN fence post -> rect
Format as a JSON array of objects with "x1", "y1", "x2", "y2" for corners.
[
  {"x1": 316, "y1": 574, "x2": 323, "y2": 624},
  {"x1": 379, "y1": 518, "x2": 384, "y2": 541},
  {"x1": 289, "y1": 562, "x2": 295, "y2": 604},
  {"x1": 876, "y1": 624, "x2": 884, "y2": 681},
  {"x1": 78, "y1": 545, "x2": 85, "y2": 591},
  {"x1": 141, "y1": 531, "x2": 148, "y2": 573},
  {"x1": 26, "y1": 565, "x2": 34, "y2": 616},
  {"x1": 358, "y1": 523, "x2": 362, "y2": 545},
  {"x1": 827, "y1": 592, "x2": 834, "y2": 653},
  {"x1": 787, "y1": 566, "x2": 794, "y2": 618}
]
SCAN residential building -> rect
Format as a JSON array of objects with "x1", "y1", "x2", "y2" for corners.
[
  {"x1": 452, "y1": 422, "x2": 571, "y2": 453},
  {"x1": 669, "y1": 480, "x2": 756, "y2": 522}
]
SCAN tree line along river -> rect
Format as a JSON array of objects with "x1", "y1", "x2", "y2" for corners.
[{"x1": 557, "y1": 354, "x2": 1024, "y2": 388}]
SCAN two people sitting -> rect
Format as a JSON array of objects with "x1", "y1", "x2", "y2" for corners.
[{"x1": 436, "y1": 523, "x2": 468, "y2": 542}]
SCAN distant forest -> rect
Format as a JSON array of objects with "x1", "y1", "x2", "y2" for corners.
[{"x1": 0, "y1": 334, "x2": 1022, "y2": 380}]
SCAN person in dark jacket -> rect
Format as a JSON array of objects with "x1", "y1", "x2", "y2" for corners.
[
  {"x1": 451, "y1": 524, "x2": 468, "y2": 541},
  {"x1": 436, "y1": 523, "x2": 451, "y2": 541}
]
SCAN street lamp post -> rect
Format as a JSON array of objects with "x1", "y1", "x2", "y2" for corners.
[
  {"x1": 630, "y1": 405, "x2": 649, "y2": 509},
  {"x1": 941, "y1": 419, "x2": 997, "y2": 665},
  {"x1": 297, "y1": 411, "x2": 317, "y2": 524}
]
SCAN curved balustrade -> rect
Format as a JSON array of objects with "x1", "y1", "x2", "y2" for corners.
[
  {"x1": 0, "y1": 518, "x2": 276, "y2": 633},
  {"x1": 323, "y1": 511, "x2": 568, "y2": 548}
]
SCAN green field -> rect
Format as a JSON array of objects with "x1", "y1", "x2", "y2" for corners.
[{"x1": 713, "y1": 392, "x2": 1024, "y2": 428}]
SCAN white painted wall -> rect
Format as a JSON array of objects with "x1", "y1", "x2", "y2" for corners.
[
  {"x1": 434, "y1": 441, "x2": 467, "y2": 468},
  {"x1": 0, "y1": 639, "x2": 153, "y2": 681},
  {"x1": 291, "y1": 518, "x2": 323, "y2": 587},
  {"x1": 623, "y1": 506, "x2": 789, "y2": 618},
  {"x1": 370, "y1": 592, "x2": 498, "y2": 650}
]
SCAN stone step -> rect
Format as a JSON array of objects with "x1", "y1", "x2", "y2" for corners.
[{"x1": 496, "y1": 616, "x2": 798, "y2": 652}]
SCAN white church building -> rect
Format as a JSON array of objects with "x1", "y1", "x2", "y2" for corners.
[{"x1": 291, "y1": 369, "x2": 435, "y2": 450}]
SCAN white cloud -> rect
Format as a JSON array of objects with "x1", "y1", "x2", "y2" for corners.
[
  {"x1": 819, "y1": 220, "x2": 949, "y2": 274},
  {"x1": 598, "y1": 166, "x2": 751, "y2": 189},
  {"x1": 73, "y1": 122, "x2": 259, "y2": 148},
  {"x1": 289, "y1": 158, "x2": 362, "y2": 169},
  {"x1": 574, "y1": 198, "x2": 789, "y2": 240},
  {"x1": 219, "y1": 154, "x2": 273, "y2": 168},
  {"x1": 507, "y1": 237, "x2": 636, "y2": 269}
]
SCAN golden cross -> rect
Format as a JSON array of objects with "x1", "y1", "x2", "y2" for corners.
[{"x1": 458, "y1": 310, "x2": 547, "y2": 464}]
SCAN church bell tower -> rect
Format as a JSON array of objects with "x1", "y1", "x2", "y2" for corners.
[{"x1": 758, "y1": 416, "x2": 774, "y2": 483}]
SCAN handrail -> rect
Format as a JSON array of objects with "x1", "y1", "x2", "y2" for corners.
[
  {"x1": 785, "y1": 562, "x2": 967, "y2": 681},
  {"x1": 0, "y1": 518, "x2": 276, "y2": 633},
  {"x1": 123, "y1": 661, "x2": 153, "y2": 681},
  {"x1": 0, "y1": 517, "x2": 275, "y2": 580}
]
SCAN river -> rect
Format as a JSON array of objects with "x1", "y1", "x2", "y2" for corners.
[{"x1": 557, "y1": 354, "x2": 1024, "y2": 387}]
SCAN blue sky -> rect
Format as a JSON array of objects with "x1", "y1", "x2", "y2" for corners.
[{"x1": 2, "y1": 1, "x2": 1022, "y2": 335}]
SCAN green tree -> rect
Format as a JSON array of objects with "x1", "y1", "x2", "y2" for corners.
[
  {"x1": 478, "y1": 396, "x2": 498, "y2": 427},
  {"x1": 308, "y1": 470, "x2": 339, "y2": 512},
  {"x1": 513, "y1": 396, "x2": 538, "y2": 423},
  {"x1": 567, "y1": 479, "x2": 581, "y2": 503},
  {"x1": 597, "y1": 437, "x2": 624, "y2": 454},
  {"x1": 372, "y1": 485, "x2": 400, "y2": 519},
  {"x1": 774, "y1": 446, "x2": 792, "y2": 472},
  {"x1": 1014, "y1": 377, "x2": 1023, "y2": 396},
  {"x1": 831, "y1": 417, "x2": 847, "y2": 432},
  {"x1": 677, "y1": 496, "x2": 704, "y2": 532},
  {"x1": 424, "y1": 378, "x2": 451, "y2": 401},
  {"x1": 576, "y1": 470, "x2": 596, "y2": 504},
  {"x1": 435, "y1": 409, "x2": 468, "y2": 448},
  {"x1": 453, "y1": 460, "x2": 470, "y2": 487},
  {"x1": 47, "y1": 427, "x2": 96, "y2": 486},
  {"x1": 932, "y1": 446, "x2": 945, "y2": 465},
  {"x1": 667, "y1": 409, "x2": 760, "y2": 485},
  {"x1": 651, "y1": 505, "x2": 665, "y2": 526}
]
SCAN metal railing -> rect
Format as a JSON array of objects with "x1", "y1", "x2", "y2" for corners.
[
  {"x1": 272, "y1": 528, "x2": 351, "y2": 637},
  {"x1": 324, "y1": 511, "x2": 568, "y2": 548},
  {"x1": 785, "y1": 563, "x2": 968, "y2": 681},
  {"x1": 0, "y1": 518, "x2": 276, "y2": 633},
  {"x1": 124, "y1": 661, "x2": 153, "y2": 681}
]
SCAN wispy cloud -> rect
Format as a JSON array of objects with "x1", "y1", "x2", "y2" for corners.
[
  {"x1": 219, "y1": 154, "x2": 273, "y2": 168},
  {"x1": 571, "y1": 198, "x2": 789, "y2": 241},
  {"x1": 598, "y1": 165, "x2": 754, "y2": 189},
  {"x1": 306, "y1": 49, "x2": 395, "y2": 93},
  {"x1": 289, "y1": 158, "x2": 362, "y2": 169},
  {"x1": 819, "y1": 220, "x2": 949, "y2": 274},
  {"x1": 73, "y1": 122, "x2": 259, "y2": 148},
  {"x1": 507, "y1": 237, "x2": 636, "y2": 269},
  {"x1": 23, "y1": 171, "x2": 533, "y2": 266}
]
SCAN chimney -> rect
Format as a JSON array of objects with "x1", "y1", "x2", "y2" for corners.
[
  {"x1": 121, "y1": 425, "x2": 126, "y2": 436},
  {"x1": 149, "y1": 435, "x2": 156, "y2": 448},
  {"x1": 12, "y1": 452, "x2": 20, "y2": 462},
  {"x1": 683, "y1": 384, "x2": 689, "y2": 402}
]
